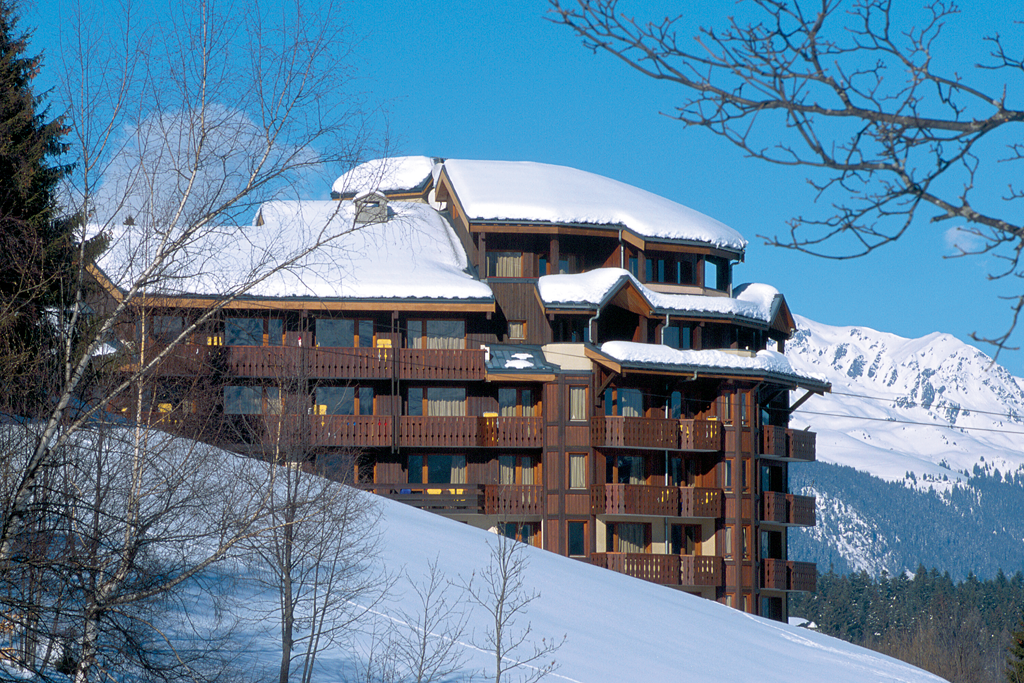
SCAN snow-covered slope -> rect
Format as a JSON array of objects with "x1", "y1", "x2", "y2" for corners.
[
  {"x1": 311, "y1": 493, "x2": 941, "y2": 682},
  {"x1": 787, "y1": 315, "x2": 1024, "y2": 488}
]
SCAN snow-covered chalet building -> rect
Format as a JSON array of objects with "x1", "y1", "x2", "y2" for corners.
[{"x1": 102, "y1": 156, "x2": 830, "y2": 621}]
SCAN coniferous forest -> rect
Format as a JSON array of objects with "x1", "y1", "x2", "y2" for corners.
[{"x1": 791, "y1": 568, "x2": 1024, "y2": 683}]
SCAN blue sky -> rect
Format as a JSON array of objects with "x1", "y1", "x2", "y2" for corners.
[{"x1": 22, "y1": 0, "x2": 1024, "y2": 375}]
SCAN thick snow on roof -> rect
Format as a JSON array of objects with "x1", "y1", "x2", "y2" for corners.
[
  {"x1": 95, "y1": 201, "x2": 492, "y2": 301},
  {"x1": 442, "y1": 159, "x2": 747, "y2": 250},
  {"x1": 601, "y1": 341, "x2": 827, "y2": 386},
  {"x1": 537, "y1": 268, "x2": 779, "y2": 323},
  {"x1": 331, "y1": 155, "x2": 436, "y2": 196}
]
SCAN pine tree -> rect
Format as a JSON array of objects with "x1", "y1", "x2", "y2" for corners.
[
  {"x1": 1008, "y1": 616, "x2": 1024, "y2": 683},
  {"x1": 0, "y1": 0, "x2": 73, "y2": 415}
]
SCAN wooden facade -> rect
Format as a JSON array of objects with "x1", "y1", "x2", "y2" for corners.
[{"x1": 117, "y1": 158, "x2": 828, "y2": 623}]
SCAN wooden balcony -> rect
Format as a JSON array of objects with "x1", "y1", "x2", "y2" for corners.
[
  {"x1": 680, "y1": 555, "x2": 723, "y2": 587},
  {"x1": 679, "y1": 419, "x2": 723, "y2": 452},
  {"x1": 591, "y1": 484, "x2": 678, "y2": 517},
  {"x1": 144, "y1": 343, "x2": 221, "y2": 376},
  {"x1": 590, "y1": 416, "x2": 678, "y2": 450},
  {"x1": 761, "y1": 426, "x2": 816, "y2": 462},
  {"x1": 679, "y1": 487, "x2": 723, "y2": 518},
  {"x1": 479, "y1": 416, "x2": 544, "y2": 448},
  {"x1": 762, "y1": 558, "x2": 817, "y2": 592},
  {"x1": 399, "y1": 348, "x2": 486, "y2": 381},
  {"x1": 590, "y1": 553, "x2": 681, "y2": 585},
  {"x1": 761, "y1": 491, "x2": 788, "y2": 524},
  {"x1": 787, "y1": 494, "x2": 816, "y2": 526},
  {"x1": 218, "y1": 345, "x2": 485, "y2": 381},
  {"x1": 399, "y1": 416, "x2": 480, "y2": 448},
  {"x1": 484, "y1": 485, "x2": 544, "y2": 516},
  {"x1": 359, "y1": 484, "x2": 484, "y2": 514},
  {"x1": 309, "y1": 415, "x2": 393, "y2": 447}
]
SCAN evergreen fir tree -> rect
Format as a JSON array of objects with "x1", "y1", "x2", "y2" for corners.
[
  {"x1": 1009, "y1": 616, "x2": 1024, "y2": 683},
  {"x1": 0, "y1": 0, "x2": 73, "y2": 415}
]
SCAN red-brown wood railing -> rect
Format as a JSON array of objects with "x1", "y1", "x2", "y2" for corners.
[
  {"x1": 398, "y1": 416, "x2": 480, "y2": 448},
  {"x1": 761, "y1": 426, "x2": 787, "y2": 458},
  {"x1": 789, "y1": 561, "x2": 817, "y2": 592},
  {"x1": 399, "y1": 348, "x2": 486, "y2": 381},
  {"x1": 590, "y1": 553, "x2": 681, "y2": 585},
  {"x1": 679, "y1": 487, "x2": 723, "y2": 518},
  {"x1": 762, "y1": 558, "x2": 788, "y2": 590},
  {"x1": 761, "y1": 491, "x2": 788, "y2": 524},
  {"x1": 479, "y1": 417, "x2": 544, "y2": 448},
  {"x1": 590, "y1": 416, "x2": 678, "y2": 450},
  {"x1": 591, "y1": 484, "x2": 679, "y2": 516},
  {"x1": 787, "y1": 494, "x2": 816, "y2": 526},
  {"x1": 359, "y1": 484, "x2": 484, "y2": 514},
  {"x1": 762, "y1": 558, "x2": 817, "y2": 591},
  {"x1": 679, "y1": 419, "x2": 723, "y2": 451},
  {"x1": 219, "y1": 345, "x2": 486, "y2": 381},
  {"x1": 484, "y1": 485, "x2": 544, "y2": 516},
  {"x1": 680, "y1": 555, "x2": 723, "y2": 587},
  {"x1": 788, "y1": 430, "x2": 817, "y2": 462},
  {"x1": 308, "y1": 415, "x2": 393, "y2": 447}
]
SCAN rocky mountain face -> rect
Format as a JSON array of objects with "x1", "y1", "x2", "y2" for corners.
[{"x1": 783, "y1": 317, "x2": 1024, "y2": 578}]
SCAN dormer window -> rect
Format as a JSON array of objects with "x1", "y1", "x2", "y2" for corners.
[{"x1": 354, "y1": 190, "x2": 389, "y2": 224}]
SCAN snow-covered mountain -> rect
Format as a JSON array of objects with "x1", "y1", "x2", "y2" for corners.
[{"x1": 785, "y1": 316, "x2": 1024, "y2": 577}]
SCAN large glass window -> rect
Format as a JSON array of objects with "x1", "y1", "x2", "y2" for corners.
[
  {"x1": 151, "y1": 316, "x2": 184, "y2": 344},
  {"x1": 499, "y1": 455, "x2": 537, "y2": 485},
  {"x1": 317, "y1": 319, "x2": 373, "y2": 348},
  {"x1": 567, "y1": 521, "x2": 587, "y2": 557},
  {"x1": 607, "y1": 522, "x2": 647, "y2": 553},
  {"x1": 611, "y1": 455, "x2": 645, "y2": 485},
  {"x1": 408, "y1": 320, "x2": 465, "y2": 350},
  {"x1": 486, "y1": 251, "x2": 523, "y2": 278},
  {"x1": 498, "y1": 387, "x2": 537, "y2": 417},
  {"x1": 226, "y1": 318, "x2": 263, "y2": 346},
  {"x1": 316, "y1": 386, "x2": 354, "y2": 415},
  {"x1": 409, "y1": 455, "x2": 467, "y2": 485},
  {"x1": 426, "y1": 387, "x2": 465, "y2": 417},
  {"x1": 604, "y1": 387, "x2": 643, "y2": 417},
  {"x1": 224, "y1": 386, "x2": 262, "y2": 414}
]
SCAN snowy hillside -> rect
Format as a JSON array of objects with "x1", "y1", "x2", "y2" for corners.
[
  {"x1": 787, "y1": 315, "x2": 1024, "y2": 487},
  {"x1": 785, "y1": 316, "x2": 1024, "y2": 578},
  {"x1": 278, "y1": 490, "x2": 941, "y2": 682}
]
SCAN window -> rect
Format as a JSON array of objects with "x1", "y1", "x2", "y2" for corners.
[
  {"x1": 498, "y1": 455, "x2": 537, "y2": 485},
  {"x1": 569, "y1": 453, "x2": 587, "y2": 489},
  {"x1": 604, "y1": 387, "x2": 643, "y2": 417},
  {"x1": 498, "y1": 387, "x2": 537, "y2": 417},
  {"x1": 670, "y1": 391, "x2": 682, "y2": 419},
  {"x1": 508, "y1": 320, "x2": 526, "y2": 341},
  {"x1": 569, "y1": 387, "x2": 587, "y2": 421},
  {"x1": 500, "y1": 522, "x2": 540, "y2": 547},
  {"x1": 408, "y1": 320, "x2": 465, "y2": 349},
  {"x1": 607, "y1": 522, "x2": 648, "y2": 553},
  {"x1": 408, "y1": 454, "x2": 467, "y2": 484},
  {"x1": 567, "y1": 521, "x2": 587, "y2": 557},
  {"x1": 150, "y1": 315, "x2": 184, "y2": 344},
  {"x1": 663, "y1": 324, "x2": 692, "y2": 350},
  {"x1": 224, "y1": 386, "x2": 278, "y2": 414},
  {"x1": 553, "y1": 317, "x2": 587, "y2": 343},
  {"x1": 487, "y1": 251, "x2": 523, "y2": 278},
  {"x1": 723, "y1": 525, "x2": 733, "y2": 559},
  {"x1": 742, "y1": 526, "x2": 751, "y2": 559},
  {"x1": 628, "y1": 256, "x2": 638, "y2": 277},
  {"x1": 225, "y1": 318, "x2": 263, "y2": 346},
  {"x1": 317, "y1": 318, "x2": 373, "y2": 347},
  {"x1": 315, "y1": 386, "x2": 373, "y2": 415},
  {"x1": 409, "y1": 387, "x2": 466, "y2": 417},
  {"x1": 609, "y1": 455, "x2": 645, "y2": 485},
  {"x1": 671, "y1": 524, "x2": 701, "y2": 555},
  {"x1": 723, "y1": 459, "x2": 733, "y2": 490}
]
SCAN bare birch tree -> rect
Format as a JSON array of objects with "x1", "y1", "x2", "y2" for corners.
[{"x1": 549, "y1": 0, "x2": 1024, "y2": 356}]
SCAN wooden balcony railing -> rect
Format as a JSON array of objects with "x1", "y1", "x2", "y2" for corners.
[
  {"x1": 788, "y1": 430, "x2": 816, "y2": 462},
  {"x1": 680, "y1": 555, "x2": 723, "y2": 587},
  {"x1": 787, "y1": 494, "x2": 816, "y2": 526},
  {"x1": 591, "y1": 484, "x2": 679, "y2": 517},
  {"x1": 590, "y1": 416, "x2": 678, "y2": 450},
  {"x1": 761, "y1": 491, "x2": 788, "y2": 524},
  {"x1": 484, "y1": 485, "x2": 544, "y2": 516},
  {"x1": 590, "y1": 553, "x2": 681, "y2": 585},
  {"x1": 479, "y1": 417, "x2": 544, "y2": 448},
  {"x1": 216, "y1": 345, "x2": 486, "y2": 381},
  {"x1": 399, "y1": 348, "x2": 486, "y2": 381},
  {"x1": 399, "y1": 416, "x2": 480, "y2": 448},
  {"x1": 309, "y1": 415, "x2": 393, "y2": 447},
  {"x1": 789, "y1": 561, "x2": 817, "y2": 592},
  {"x1": 359, "y1": 484, "x2": 484, "y2": 514},
  {"x1": 679, "y1": 419, "x2": 723, "y2": 451},
  {"x1": 761, "y1": 426, "x2": 817, "y2": 461},
  {"x1": 679, "y1": 487, "x2": 723, "y2": 518},
  {"x1": 145, "y1": 344, "x2": 221, "y2": 376},
  {"x1": 762, "y1": 558, "x2": 817, "y2": 591}
]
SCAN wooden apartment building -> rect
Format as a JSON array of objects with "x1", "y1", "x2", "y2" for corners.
[{"x1": 97, "y1": 156, "x2": 829, "y2": 621}]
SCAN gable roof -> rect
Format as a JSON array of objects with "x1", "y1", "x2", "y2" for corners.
[
  {"x1": 436, "y1": 159, "x2": 747, "y2": 253},
  {"x1": 331, "y1": 156, "x2": 438, "y2": 200}
]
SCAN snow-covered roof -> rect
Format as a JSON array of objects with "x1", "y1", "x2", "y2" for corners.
[
  {"x1": 599, "y1": 341, "x2": 830, "y2": 390},
  {"x1": 332, "y1": 156, "x2": 437, "y2": 197},
  {"x1": 537, "y1": 269, "x2": 782, "y2": 325},
  {"x1": 440, "y1": 159, "x2": 747, "y2": 251},
  {"x1": 484, "y1": 344, "x2": 559, "y2": 374},
  {"x1": 94, "y1": 201, "x2": 493, "y2": 302}
]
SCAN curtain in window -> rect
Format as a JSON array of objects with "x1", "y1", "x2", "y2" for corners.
[
  {"x1": 424, "y1": 320, "x2": 465, "y2": 350},
  {"x1": 488, "y1": 252, "x2": 522, "y2": 278},
  {"x1": 569, "y1": 387, "x2": 586, "y2": 421},
  {"x1": 620, "y1": 388, "x2": 643, "y2": 417},
  {"x1": 450, "y1": 455, "x2": 466, "y2": 485},
  {"x1": 521, "y1": 457, "x2": 535, "y2": 485},
  {"x1": 499, "y1": 388, "x2": 517, "y2": 417},
  {"x1": 427, "y1": 388, "x2": 465, "y2": 416},
  {"x1": 569, "y1": 454, "x2": 587, "y2": 489},
  {"x1": 499, "y1": 456, "x2": 515, "y2": 485},
  {"x1": 618, "y1": 523, "x2": 646, "y2": 554}
]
